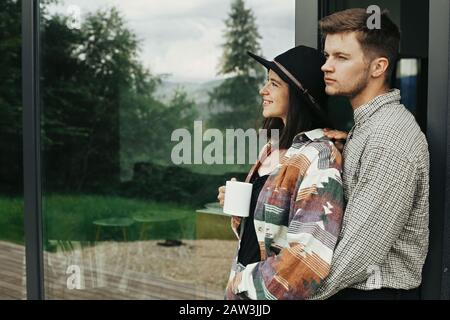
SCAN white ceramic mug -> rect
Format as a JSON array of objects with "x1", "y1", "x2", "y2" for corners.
[{"x1": 223, "y1": 180, "x2": 253, "y2": 217}]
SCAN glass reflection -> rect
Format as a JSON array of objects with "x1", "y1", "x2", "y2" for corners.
[
  {"x1": 41, "y1": 0, "x2": 294, "y2": 299},
  {"x1": 396, "y1": 58, "x2": 419, "y2": 114},
  {"x1": 0, "y1": 0, "x2": 26, "y2": 300}
]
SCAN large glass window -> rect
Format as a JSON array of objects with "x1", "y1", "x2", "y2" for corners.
[
  {"x1": 40, "y1": 0, "x2": 294, "y2": 299},
  {"x1": 0, "y1": 0, "x2": 26, "y2": 300}
]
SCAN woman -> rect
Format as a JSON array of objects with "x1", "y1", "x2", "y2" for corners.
[{"x1": 217, "y1": 45, "x2": 344, "y2": 300}]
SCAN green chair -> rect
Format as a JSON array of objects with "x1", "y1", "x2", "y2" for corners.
[
  {"x1": 195, "y1": 202, "x2": 226, "y2": 216},
  {"x1": 93, "y1": 217, "x2": 135, "y2": 242},
  {"x1": 132, "y1": 212, "x2": 190, "y2": 242}
]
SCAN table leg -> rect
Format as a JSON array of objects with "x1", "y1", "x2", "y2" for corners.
[{"x1": 96, "y1": 226, "x2": 101, "y2": 242}]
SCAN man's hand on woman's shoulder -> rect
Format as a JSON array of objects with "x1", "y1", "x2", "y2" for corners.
[{"x1": 323, "y1": 128, "x2": 348, "y2": 152}]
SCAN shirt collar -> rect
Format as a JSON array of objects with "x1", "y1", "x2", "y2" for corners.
[{"x1": 353, "y1": 89, "x2": 401, "y2": 126}]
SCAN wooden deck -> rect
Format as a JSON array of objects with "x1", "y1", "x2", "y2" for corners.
[{"x1": 0, "y1": 241, "x2": 224, "y2": 300}]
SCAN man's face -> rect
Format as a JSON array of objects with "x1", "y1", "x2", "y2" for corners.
[{"x1": 321, "y1": 32, "x2": 371, "y2": 98}]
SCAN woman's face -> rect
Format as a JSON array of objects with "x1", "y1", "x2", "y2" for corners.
[{"x1": 259, "y1": 69, "x2": 290, "y2": 124}]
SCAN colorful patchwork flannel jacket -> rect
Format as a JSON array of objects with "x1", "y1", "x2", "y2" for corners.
[{"x1": 225, "y1": 129, "x2": 344, "y2": 300}]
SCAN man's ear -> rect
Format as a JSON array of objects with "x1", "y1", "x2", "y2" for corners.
[{"x1": 371, "y1": 57, "x2": 389, "y2": 78}]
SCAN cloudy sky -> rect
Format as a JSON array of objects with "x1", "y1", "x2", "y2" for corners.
[{"x1": 48, "y1": 0, "x2": 295, "y2": 82}]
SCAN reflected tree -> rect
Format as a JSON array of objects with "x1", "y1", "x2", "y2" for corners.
[
  {"x1": 209, "y1": 0, "x2": 265, "y2": 130},
  {"x1": 41, "y1": 7, "x2": 197, "y2": 192},
  {"x1": 0, "y1": 0, "x2": 22, "y2": 194},
  {"x1": 42, "y1": 7, "x2": 154, "y2": 191},
  {"x1": 120, "y1": 88, "x2": 198, "y2": 181}
]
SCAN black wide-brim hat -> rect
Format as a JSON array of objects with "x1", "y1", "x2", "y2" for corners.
[{"x1": 248, "y1": 45, "x2": 327, "y2": 111}]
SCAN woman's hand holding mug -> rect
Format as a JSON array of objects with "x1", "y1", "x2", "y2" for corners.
[
  {"x1": 217, "y1": 178, "x2": 245, "y2": 239},
  {"x1": 217, "y1": 177, "x2": 236, "y2": 207}
]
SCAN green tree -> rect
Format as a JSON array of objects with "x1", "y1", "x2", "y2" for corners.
[
  {"x1": 41, "y1": 7, "x2": 165, "y2": 191},
  {"x1": 209, "y1": 0, "x2": 265, "y2": 129},
  {"x1": 120, "y1": 88, "x2": 198, "y2": 180},
  {"x1": 0, "y1": 0, "x2": 24, "y2": 194},
  {"x1": 42, "y1": 6, "x2": 200, "y2": 191},
  {"x1": 0, "y1": 1, "x2": 200, "y2": 194},
  {"x1": 42, "y1": 8, "x2": 153, "y2": 191},
  {"x1": 0, "y1": 0, "x2": 59, "y2": 194}
]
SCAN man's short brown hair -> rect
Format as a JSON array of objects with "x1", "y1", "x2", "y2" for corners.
[{"x1": 319, "y1": 8, "x2": 401, "y2": 83}]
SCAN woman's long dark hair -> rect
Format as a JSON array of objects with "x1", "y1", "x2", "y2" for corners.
[{"x1": 262, "y1": 84, "x2": 330, "y2": 150}]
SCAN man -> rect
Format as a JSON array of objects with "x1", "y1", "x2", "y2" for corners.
[{"x1": 313, "y1": 8, "x2": 429, "y2": 300}]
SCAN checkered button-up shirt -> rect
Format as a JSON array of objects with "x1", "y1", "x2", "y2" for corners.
[{"x1": 310, "y1": 89, "x2": 430, "y2": 300}]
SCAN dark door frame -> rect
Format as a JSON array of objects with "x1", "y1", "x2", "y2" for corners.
[
  {"x1": 424, "y1": 0, "x2": 450, "y2": 300},
  {"x1": 22, "y1": 0, "x2": 44, "y2": 300}
]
